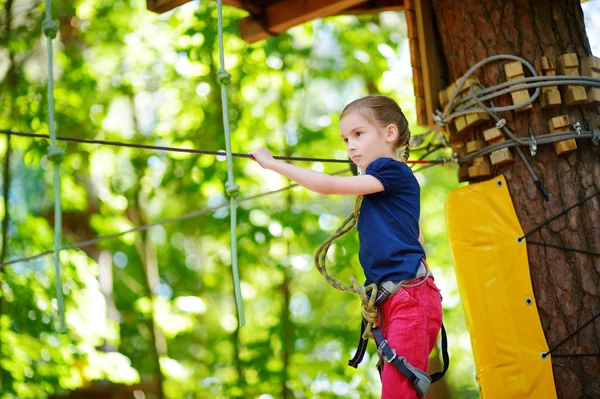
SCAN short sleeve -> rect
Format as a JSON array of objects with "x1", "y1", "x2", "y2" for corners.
[{"x1": 365, "y1": 157, "x2": 406, "y2": 194}]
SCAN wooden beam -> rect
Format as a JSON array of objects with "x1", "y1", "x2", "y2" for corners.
[
  {"x1": 147, "y1": 0, "x2": 244, "y2": 14},
  {"x1": 149, "y1": 0, "x2": 407, "y2": 43},
  {"x1": 414, "y1": 0, "x2": 446, "y2": 127},
  {"x1": 341, "y1": 0, "x2": 406, "y2": 14},
  {"x1": 238, "y1": 0, "x2": 366, "y2": 43}
]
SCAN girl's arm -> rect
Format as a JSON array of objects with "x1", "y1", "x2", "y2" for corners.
[{"x1": 249, "y1": 147, "x2": 384, "y2": 196}]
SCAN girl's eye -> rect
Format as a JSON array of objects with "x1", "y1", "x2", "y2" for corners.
[{"x1": 355, "y1": 131, "x2": 362, "y2": 137}]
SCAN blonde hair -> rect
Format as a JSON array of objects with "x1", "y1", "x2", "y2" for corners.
[{"x1": 340, "y1": 95, "x2": 411, "y2": 161}]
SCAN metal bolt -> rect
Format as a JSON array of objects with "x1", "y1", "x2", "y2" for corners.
[
  {"x1": 529, "y1": 134, "x2": 538, "y2": 156},
  {"x1": 573, "y1": 121, "x2": 582, "y2": 136},
  {"x1": 526, "y1": 298, "x2": 533, "y2": 305}
]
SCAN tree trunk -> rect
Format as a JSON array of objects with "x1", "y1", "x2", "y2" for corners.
[
  {"x1": 430, "y1": 0, "x2": 600, "y2": 397},
  {"x1": 133, "y1": 219, "x2": 167, "y2": 399},
  {"x1": 98, "y1": 251, "x2": 120, "y2": 353}
]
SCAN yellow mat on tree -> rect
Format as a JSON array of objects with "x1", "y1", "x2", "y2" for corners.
[{"x1": 445, "y1": 175, "x2": 557, "y2": 398}]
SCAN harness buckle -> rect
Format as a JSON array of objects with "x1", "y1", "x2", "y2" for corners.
[{"x1": 384, "y1": 348, "x2": 397, "y2": 363}]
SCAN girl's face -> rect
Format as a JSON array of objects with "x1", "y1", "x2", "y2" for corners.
[{"x1": 340, "y1": 111, "x2": 397, "y2": 170}]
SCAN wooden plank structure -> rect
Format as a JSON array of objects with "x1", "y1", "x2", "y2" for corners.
[
  {"x1": 146, "y1": 0, "x2": 446, "y2": 128},
  {"x1": 581, "y1": 56, "x2": 600, "y2": 104},
  {"x1": 548, "y1": 115, "x2": 578, "y2": 156},
  {"x1": 504, "y1": 61, "x2": 533, "y2": 112},
  {"x1": 556, "y1": 53, "x2": 588, "y2": 105},
  {"x1": 483, "y1": 127, "x2": 513, "y2": 166},
  {"x1": 534, "y1": 56, "x2": 562, "y2": 108}
]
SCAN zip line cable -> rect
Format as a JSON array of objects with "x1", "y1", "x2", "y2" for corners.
[
  {"x1": 516, "y1": 190, "x2": 600, "y2": 359},
  {"x1": 542, "y1": 310, "x2": 600, "y2": 359},
  {"x1": 0, "y1": 129, "x2": 448, "y2": 165}
]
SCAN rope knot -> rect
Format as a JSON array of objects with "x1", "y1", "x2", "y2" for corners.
[
  {"x1": 42, "y1": 19, "x2": 59, "y2": 39},
  {"x1": 225, "y1": 181, "x2": 240, "y2": 197},
  {"x1": 217, "y1": 69, "x2": 232, "y2": 86},
  {"x1": 47, "y1": 145, "x2": 64, "y2": 163}
]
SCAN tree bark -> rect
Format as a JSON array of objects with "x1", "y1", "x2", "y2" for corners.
[{"x1": 430, "y1": 0, "x2": 600, "y2": 397}]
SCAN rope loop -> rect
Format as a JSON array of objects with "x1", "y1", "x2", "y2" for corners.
[
  {"x1": 314, "y1": 202, "x2": 384, "y2": 340},
  {"x1": 217, "y1": 69, "x2": 232, "y2": 86},
  {"x1": 47, "y1": 145, "x2": 64, "y2": 163}
]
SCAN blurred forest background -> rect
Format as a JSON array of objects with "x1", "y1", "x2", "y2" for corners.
[{"x1": 0, "y1": 0, "x2": 598, "y2": 398}]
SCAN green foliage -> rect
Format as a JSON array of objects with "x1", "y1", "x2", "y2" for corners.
[{"x1": 0, "y1": 0, "x2": 479, "y2": 398}]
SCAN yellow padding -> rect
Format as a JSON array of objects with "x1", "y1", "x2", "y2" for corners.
[{"x1": 445, "y1": 175, "x2": 556, "y2": 399}]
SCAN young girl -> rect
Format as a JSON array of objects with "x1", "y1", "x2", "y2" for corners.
[{"x1": 250, "y1": 95, "x2": 443, "y2": 399}]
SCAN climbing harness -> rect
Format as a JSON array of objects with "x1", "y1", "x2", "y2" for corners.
[
  {"x1": 350, "y1": 261, "x2": 449, "y2": 398},
  {"x1": 314, "y1": 200, "x2": 449, "y2": 397}
]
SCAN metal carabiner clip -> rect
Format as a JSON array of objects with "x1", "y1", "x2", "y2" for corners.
[{"x1": 529, "y1": 134, "x2": 538, "y2": 156}]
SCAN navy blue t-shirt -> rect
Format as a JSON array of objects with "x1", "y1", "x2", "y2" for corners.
[{"x1": 358, "y1": 157, "x2": 425, "y2": 285}]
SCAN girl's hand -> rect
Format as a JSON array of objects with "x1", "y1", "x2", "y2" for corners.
[{"x1": 249, "y1": 147, "x2": 276, "y2": 169}]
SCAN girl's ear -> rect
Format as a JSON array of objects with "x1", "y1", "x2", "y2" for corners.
[{"x1": 385, "y1": 124, "x2": 399, "y2": 144}]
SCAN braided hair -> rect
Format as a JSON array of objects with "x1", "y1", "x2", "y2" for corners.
[{"x1": 403, "y1": 128, "x2": 411, "y2": 162}]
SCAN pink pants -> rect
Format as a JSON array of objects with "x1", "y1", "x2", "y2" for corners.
[{"x1": 377, "y1": 276, "x2": 443, "y2": 399}]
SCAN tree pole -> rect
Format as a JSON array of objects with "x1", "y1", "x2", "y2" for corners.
[{"x1": 430, "y1": 0, "x2": 600, "y2": 396}]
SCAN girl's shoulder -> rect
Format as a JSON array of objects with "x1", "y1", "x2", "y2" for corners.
[{"x1": 367, "y1": 157, "x2": 410, "y2": 173}]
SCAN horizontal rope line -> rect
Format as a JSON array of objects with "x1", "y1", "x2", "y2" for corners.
[
  {"x1": 521, "y1": 190, "x2": 600, "y2": 239},
  {"x1": 458, "y1": 131, "x2": 595, "y2": 165},
  {"x1": 544, "y1": 310, "x2": 600, "y2": 356},
  {"x1": 551, "y1": 353, "x2": 600, "y2": 358},
  {"x1": 448, "y1": 78, "x2": 600, "y2": 119},
  {"x1": 0, "y1": 129, "x2": 444, "y2": 165},
  {"x1": 0, "y1": 169, "x2": 351, "y2": 269},
  {"x1": 413, "y1": 160, "x2": 452, "y2": 173},
  {"x1": 526, "y1": 240, "x2": 600, "y2": 257},
  {"x1": 450, "y1": 76, "x2": 600, "y2": 116}
]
